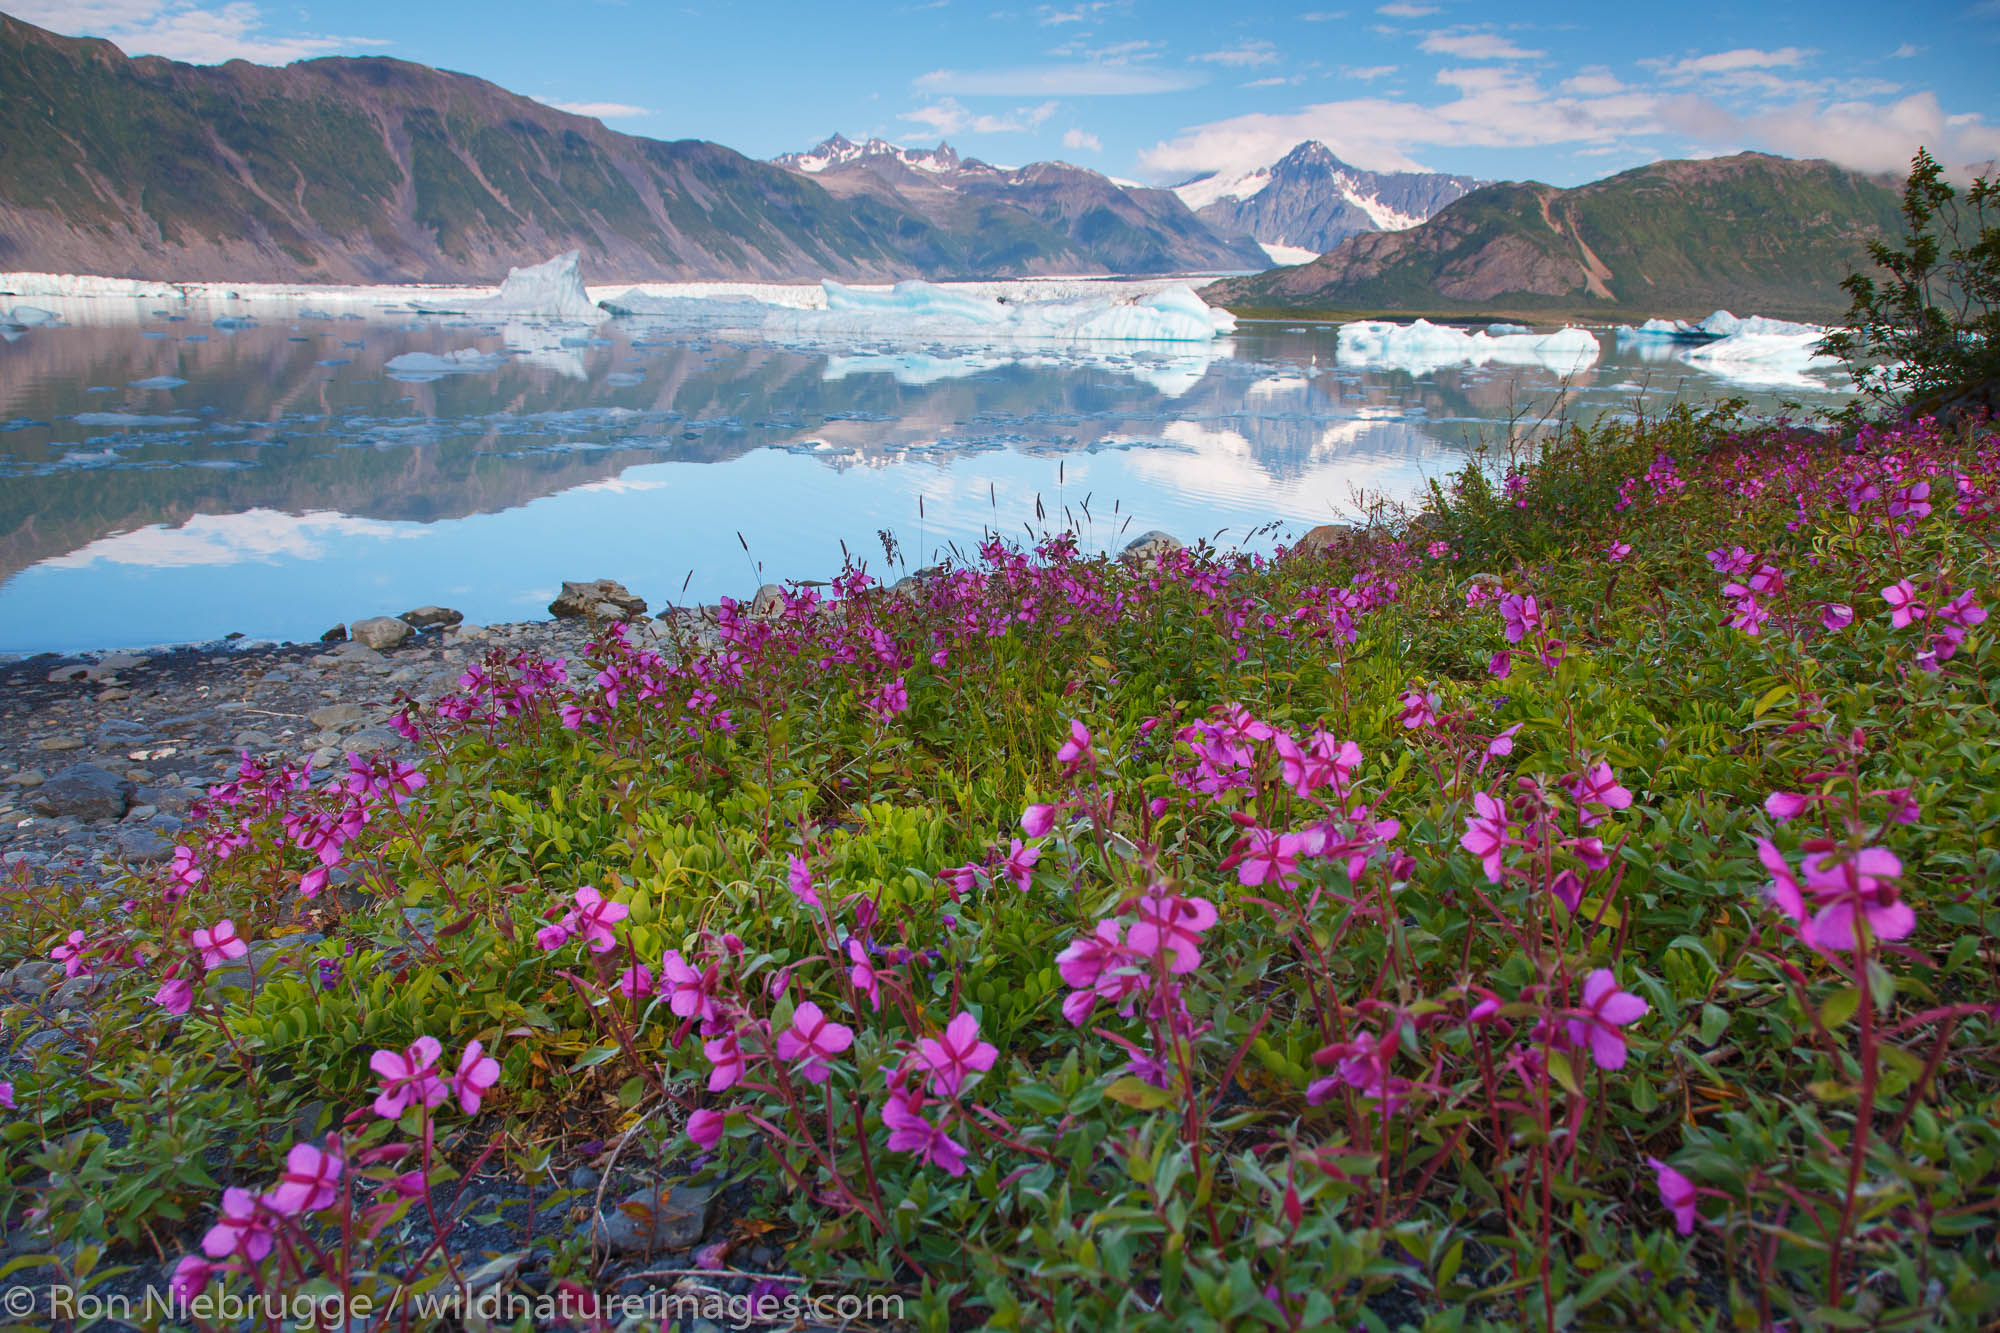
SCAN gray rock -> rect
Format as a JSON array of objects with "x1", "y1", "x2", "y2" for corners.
[
  {"x1": 97, "y1": 720, "x2": 155, "y2": 746},
  {"x1": 592, "y1": 1183, "x2": 715, "y2": 1254},
  {"x1": 3, "y1": 770, "x2": 45, "y2": 788},
  {"x1": 750, "y1": 584, "x2": 785, "y2": 619},
  {"x1": 116, "y1": 828, "x2": 175, "y2": 864},
  {"x1": 341, "y1": 728, "x2": 400, "y2": 755},
  {"x1": 308, "y1": 704, "x2": 369, "y2": 731},
  {"x1": 232, "y1": 730, "x2": 274, "y2": 749},
  {"x1": 52, "y1": 974, "x2": 104, "y2": 1009},
  {"x1": 29, "y1": 764, "x2": 133, "y2": 821},
  {"x1": 1120, "y1": 530, "x2": 1183, "y2": 564},
  {"x1": 96, "y1": 687, "x2": 131, "y2": 702},
  {"x1": 3, "y1": 960, "x2": 60, "y2": 997},
  {"x1": 549, "y1": 579, "x2": 647, "y2": 622},
  {"x1": 400, "y1": 605, "x2": 463, "y2": 629},
  {"x1": 36, "y1": 736, "x2": 85, "y2": 752},
  {"x1": 1293, "y1": 523, "x2": 1358, "y2": 558},
  {"x1": 320, "y1": 624, "x2": 348, "y2": 642},
  {"x1": 136, "y1": 786, "x2": 199, "y2": 815},
  {"x1": 123, "y1": 804, "x2": 158, "y2": 823},
  {"x1": 349, "y1": 617, "x2": 413, "y2": 651}
]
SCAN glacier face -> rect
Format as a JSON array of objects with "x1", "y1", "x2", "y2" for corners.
[
  {"x1": 1336, "y1": 319, "x2": 1600, "y2": 375},
  {"x1": 455, "y1": 251, "x2": 605, "y2": 322}
]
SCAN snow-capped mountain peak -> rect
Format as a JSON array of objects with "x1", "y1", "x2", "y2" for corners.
[
  {"x1": 774, "y1": 134, "x2": 963, "y2": 175},
  {"x1": 1174, "y1": 141, "x2": 1483, "y2": 258}
]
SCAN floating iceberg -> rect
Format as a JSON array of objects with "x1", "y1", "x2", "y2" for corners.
[
  {"x1": 128, "y1": 375, "x2": 188, "y2": 390},
  {"x1": 1615, "y1": 317, "x2": 1711, "y2": 342},
  {"x1": 1337, "y1": 320, "x2": 1600, "y2": 375},
  {"x1": 383, "y1": 348, "x2": 508, "y2": 382},
  {"x1": 1678, "y1": 316, "x2": 1842, "y2": 390},
  {"x1": 450, "y1": 250, "x2": 606, "y2": 322},
  {"x1": 73, "y1": 412, "x2": 199, "y2": 426},
  {"x1": 2, "y1": 306, "x2": 58, "y2": 330}
]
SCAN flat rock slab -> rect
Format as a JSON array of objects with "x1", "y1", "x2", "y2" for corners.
[{"x1": 29, "y1": 763, "x2": 133, "y2": 821}]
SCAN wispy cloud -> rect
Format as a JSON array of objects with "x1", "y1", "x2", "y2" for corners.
[
  {"x1": 1194, "y1": 40, "x2": 1279, "y2": 68},
  {"x1": 1561, "y1": 68, "x2": 1625, "y2": 95},
  {"x1": 903, "y1": 97, "x2": 1060, "y2": 134},
  {"x1": 1298, "y1": 9, "x2": 1347, "y2": 18},
  {"x1": 916, "y1": 64, "x2": 1202, "y2": 95},
  {"x1": 10, "y1": 0, "x2": 380, "y2": 64},
  {"x1": 1062, "y1": 126, "x2": 1102, "y2": 151},
  {"x1": 1887, "y1": 43, "x2": 1921, "y2": 58},
  {"x1": 1341, "y1": 64, "x2": 1398, "y2": 80},
  {"x1": 534, "y1": 98, "x2": 652, "y2": 120},
  {"x1": 1419, "y1": 31, "x2": 1546, "y2": 61},
  {"x1": 1376, "y1": 2, "x2": 1436, "y2": 15},
  {"x1": 1648, "y1": 47, "x2": 1810, "y2": 81}
]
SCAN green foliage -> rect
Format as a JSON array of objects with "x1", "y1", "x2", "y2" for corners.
[{"x1": 1824, "y1": 147, "x2": 2000, "y2": 407}]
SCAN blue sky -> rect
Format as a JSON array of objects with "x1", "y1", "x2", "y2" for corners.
[{"x1": 16, "y1": 1, "x2": 2000, "y2": 186}]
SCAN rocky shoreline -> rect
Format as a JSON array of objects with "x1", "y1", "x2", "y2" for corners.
[{"x1": 0, "y1": 582, "x2": 690, "y2": 897}]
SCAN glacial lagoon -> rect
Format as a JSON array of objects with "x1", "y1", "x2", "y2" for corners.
[{"x1": 0, "y1": 285, "x2": 1851, "y2": 653}]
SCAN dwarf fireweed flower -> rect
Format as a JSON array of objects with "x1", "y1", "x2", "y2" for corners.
[
  {"x1": 1020, "y1": 803, "x2": 1057, "y2": 838},
  {"x1": 1126, "y1": 891, "x2": 1219, "y2": 974},
  {"x1": 1398, "y1": 689, "x2": 1439, "y2": 729},
  {"x1": 1822, "y1": 603, "x2": 1855, "y2": 631},
  {"x1": 1799, "y1": 846, "x2": 1913, "y2": 951},
  {"x1": 1647, "y1": 1156, "x2": 1699, "y2": 1235},
  {"x1": 192, "y1": 920, "x2": 248, "y2": 971},
  {"x1": 1056, "y1": 718, "x2": 1094, "y2": 768},
  {"x1": 687, "y1": 1107, "x2": 725, "y2": 1149},
  {"x1": 1881, "y1": 579, "x2": 1926, "y2": 628},
  {"x1": 568, "y1": 886, "x2": 628, "y2": 952},
  {"x1": 1459, "y1": 792, "x2": 1511, "y2": 883},
  {"x1": 703, "y1": 1028, "x2": 746, "y2": 1093},
  {"x1": 50, "y1": 930, "x2": 88, "y2": 977},
  {"x1": 452, "y1": 1040, "x2": 501, "y2": 1114},
  {"x1": 168, "y1": 1255, "x2": 212, "y2": 1302},
  {"x1": 1607, "y1": 541, "x2": 1632, "y2": 561},
  {"x1": 663, "y1": 950, "x2": 719, "y2": 1023},
  {"x1": 264, "y1": 1142, "x2": 342, "y2": 1216},
  {"x1": 370, "y1": 1036, "x2": 448, "y2": 1120},
  {"x1": 777, "y1": 1001, "x2": 854, "y2": 1084},
  {"x1": 615, "y1": 963, "x2": 654, "y2": 999},
  {"x1": 917, "y1": 1010, "x2": 999, "y2": 1097},
  {"x1": 0, "y1": 1082, "x2": 13, "y2": 1110},
  {"x1": 201, "y1": 1187, "x2": 274, "y2": 1261},
  {"x1": 1566, "y1": 969, "x2": 1648, "y2": 1070},
  {"x1": 786, "y1": 854, "x2": 821, "y2": 908},
  {"x1": 1499, "y1": 593, "x2": 1543, "y2": 643},
  {"x1": 1565, "y1": 763, "x2": 1633, "y2": 826},
  {"x1": 882, "y1": 1088, "x2": 968, "y2": 1177},
  {"x1": 1237, "y1": 826, "x2": 1305, "y2": 889},
  {"x1": 154, "y1": 972, "x2": 194, "y2": 1016},
  {"x1": 1001, "y1": 838, "x2": 1039, "y2": 890},
  {"x1": 1707, "y1": 546, "x2": 1755, "y2": 576}
]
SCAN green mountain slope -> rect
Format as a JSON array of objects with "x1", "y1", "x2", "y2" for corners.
[
  {"x1": 0, "y1": 13, "x2": 1255, "y2": 283},
  {"x1": 1202, "y1": 153, "x2": 1904, "y2": 321}
]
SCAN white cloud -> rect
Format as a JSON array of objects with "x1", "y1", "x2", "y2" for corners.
[
  {"x1": 1298, "y1": 9, "x2": 1347, "y2": 18},
  {"x1": 1711, "y1": 91, "x2": 2000, "y2": 176},
  {"x1": 1377, "y1": 1, "x2": 1436, "y2": 14},
  {"x1": 9, "y1": 0, "x2": 379, "y2": 64},
  {"x1": 916, "y1": 64, "x2": 1202, "y2": 95},
  {"x1": 1062, "y1": 127, "x2": 1102, "y2": 151},
  {"x1": 903, "y1": 97, "x2": 1061, "y2": 134},
  {"x1": 533, "y1": 99, "x2": 653, "y2": 120},
  {"x1": 1561, "y1": 68, "x2": 1626, "y2": 95},
  {"x1": 1888, "y1": 43, "x2": 1921, "y2": 58},
  {"x1": 48, "y1": 509, "x2": 422, "y2": 569},
  {"x1": 1649, "y1": 47, "x2": 1810, "y2": 81},
  {"x1": 1195, "y1": 40, "x2": 1279, "y2": 68},
  {"x1": 1420, "y1": 31, "x2": 1546, "y2": 61},
  {"x1": 1342, "y1": 64, "x2": 1398, "y2": 80},
  {"x1": 1244, "y1": 75, "x2": 1302, "y2": 88}
]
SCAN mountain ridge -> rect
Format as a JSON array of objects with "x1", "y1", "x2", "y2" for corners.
[
  {"x1": 1202, "y1": 153, "x2": 1904, "y2": 321},
  {"x1": 0, "y1": 15, "x2": 1261, "y2": 283}
]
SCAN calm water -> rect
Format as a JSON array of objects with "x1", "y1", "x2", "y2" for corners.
[{"x1": 0, "y1": 297, "x2": 1848, "y2": 653}]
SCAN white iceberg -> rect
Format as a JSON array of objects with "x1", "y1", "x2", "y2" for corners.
[
  {"x1": 757, "y1": 279, "x2": 1235, "y2": 344},
  {"x1": 2, "y1": 305, "x2": 58, "y2": 330},
  {"x1": 1615, "y1": 317, "x2": 1711, "y2": 342},
  {"x1": 73, "y1": 412, "x2": 199, "y2": 426},
  {"x1": 383, "y1": 348, "x2": 508, "y2": 382},
  {"x1": 452, "y1": 250, "x2": 606, "y2": 322},
  {"x1": 1336, "y1": 319, "x2": 1600, "y2": 375},
  {"x1": 1678, "y1": 315, "x2": 1842, "y2": 389},
  {"x1": 129, "y1": 375, "x2": 188, "y2": 389}
]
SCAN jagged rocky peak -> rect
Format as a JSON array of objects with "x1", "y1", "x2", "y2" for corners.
[
  {"x1": 1179, "y1": 140, "x2": 1485, "y2": 257},
  {"x1": 774, "y1": 134, "x2": 962, "y2": 174}
]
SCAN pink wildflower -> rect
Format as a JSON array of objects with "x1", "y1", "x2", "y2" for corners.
[
  {"x1": 687, "y1": 1107, "x2": 725, "y2": 1149},
  {"x1": 786, "y1": 854, "x2": 821, "y2": 909},
  {"x1": 1020, "y1": 803, "x2": 1057, "y2": 838},
  {"x1": 1056, "y1": 718, "x2": 1094, "y2": 768},
  {"x1": 264, "y1": 1142, "x2": 342, "y2": 1215},
  {"x1": 191, "y1": 920, "x2": 248, "y2": 972},
  {"x1": 1001, "y1": 838, "x2": 1040, "y2": 890},
  {"x1": 51, "y1": 930, "x2": 88, "y2": 977},
  {"x1": 1799, "y1": 847, "x2": 1913, "y2": 951},
  {"x1": 451, "y1": 1040, "x2": 501, "y2": 1114},
  {"x1": 200, "y1": 1187, "x2": 274, "y2": 1262},
  {"x1": 1647, "y1": 1156, "x2": 1698, "y2": 1235},
  {"x1": 1566, "y1": 969, "x2": 1648, "y2": 1070},
  {"x1": 917, "y1": 1011, "x2": 999, "y2": 1097},
  {"x1": 169, "y1": 1255, "x2": 213, "y2": 1302},
  {"x1": 1881, "y1": 579, "x2": 1926, "y2": 628},
  {"x1": 154, "y1": 973, "x2": 194, "y2": 1016},
  {"x1": 369, "y1": 1036, "x2": 448, "y2": 1120},
  {"x1": 569, "y1": 887, "x2": 628, "y2": 953},
  {"x1": 777, "y1": 1002, "x2": 855, "y2": 1083},
  {"x1": 882, "y1": 1089, "x2": 968, "y2": 1176},
  {"x1": 1459, "y1": 792, "x2": 1511, "y2": 882}
]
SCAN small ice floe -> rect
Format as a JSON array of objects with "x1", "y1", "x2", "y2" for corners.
[
  {"x1": 383, "y1": 348, "x2": 508, "y2": 382},
  {"x1": 128, "y1": 376, "x2": 188, "y2": 390}
]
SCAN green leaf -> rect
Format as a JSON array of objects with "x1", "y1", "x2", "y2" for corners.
[
  {"x1": 1104, "y1": 1076, "x2": 1176, "y2": 1111},
  {"x1": 1819, "y1": 986, "x2": 1860, "y2": 1032}
]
